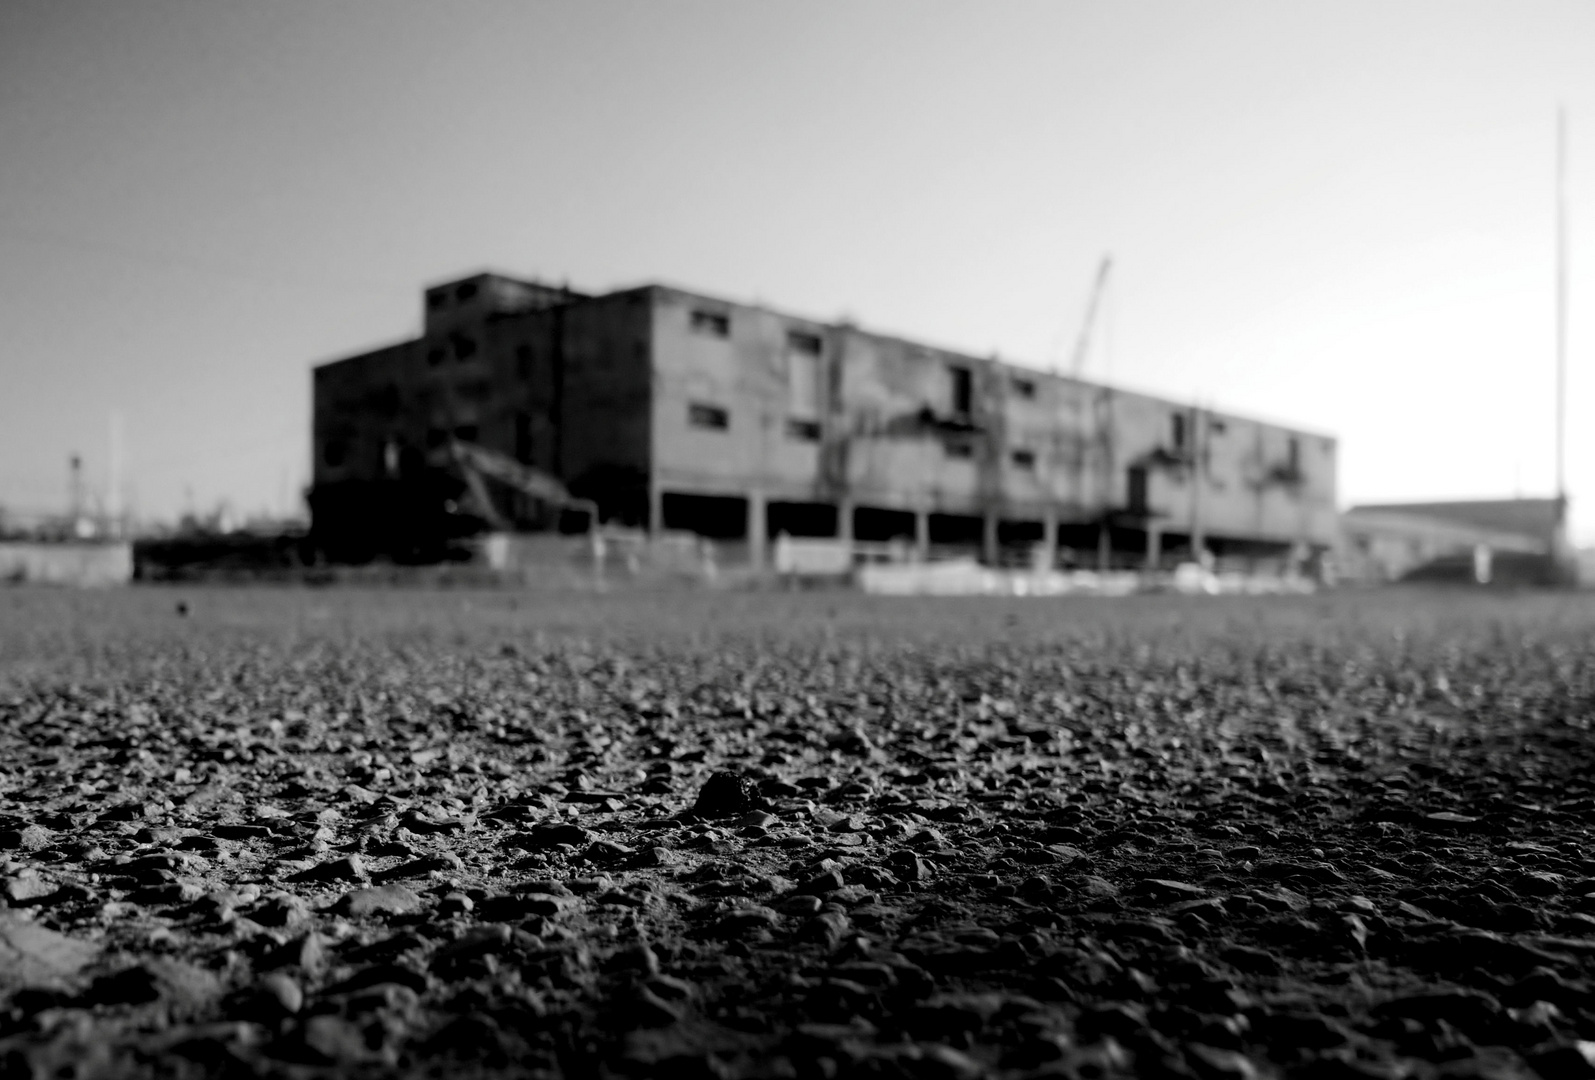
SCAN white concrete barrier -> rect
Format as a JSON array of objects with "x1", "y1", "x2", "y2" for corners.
[{"x1": 0, "y1": 541, "x2": 133, "y2": 586}]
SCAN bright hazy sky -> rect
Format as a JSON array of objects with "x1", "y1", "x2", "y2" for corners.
[{"x1": 2, "y1": 2, "x2": 1591, "y2": 539}]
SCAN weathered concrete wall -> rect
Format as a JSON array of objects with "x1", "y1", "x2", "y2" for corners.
[
  {"x1": 0, "y1": 542, "x2": 132, "y2": 586},
  {"x1": 647, "y1": 288, "x2": 1337, "y2": 549},
  {"x1": 312, "y1": 273, "x2": 1339, "y2": 559}
]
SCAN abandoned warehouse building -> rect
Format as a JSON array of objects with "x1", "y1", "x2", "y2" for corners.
[{"x1": 310, "y1": 271, "x2": 1339, "y2": 567}]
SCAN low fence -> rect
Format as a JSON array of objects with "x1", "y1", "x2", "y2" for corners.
[{"x1": 0, "y1": 541, "x2": 133, "y2": 586}]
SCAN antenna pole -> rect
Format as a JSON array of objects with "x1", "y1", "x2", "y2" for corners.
[{"x1": 1556, "y1": 107, "x2": 1568, "y2": 503}]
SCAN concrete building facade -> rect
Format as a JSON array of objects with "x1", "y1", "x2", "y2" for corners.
[{"x1": 311, "y1": 272, "x2": 1338, "y2": 566}]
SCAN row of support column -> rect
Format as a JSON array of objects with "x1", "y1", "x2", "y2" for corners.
[{"x1": 649, "y1": 483, "x2": 1117, "y2": 573}]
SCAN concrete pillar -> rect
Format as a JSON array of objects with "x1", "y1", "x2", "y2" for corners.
[
  {"x1": 837, "y1": 498, "x2": 854, "y2": 542},
  {"x1": 982, "y1": 511, "x2": 999, "y2": 567},
  {"x1": 914, "y1": 507, "x2": 931, "y2": 562},
  {"x1": 1040, "y1": 507, "x2": 1059, "y2": 572},
  {"x1": 648, "y1": 482, "x2": 664, "y2": 536},
  {"x1": 747, "y1": 489, "x2": 767, "y2": 570},
  {"x1": 1146, "y1": 521, "x2": 1162, "y2": 570}
]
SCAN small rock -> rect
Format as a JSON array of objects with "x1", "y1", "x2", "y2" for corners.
[
  {"x1": 300, "y1": 1014, "x2": 378, "y2": 1064},
  {"x1": 800, "y1": 869, "x2": 847, "y2": 895},
  {"x1": 692, "y1": 771, "x2": 757, "y2": 819},
  {"x1": 286, "y1": 855, "x2": 366, "y2": 884},
  {"x1": 0, "y1": 913, "x2": 98, "y2": 990},
  {"x1": 801, "y1": 911, "x2": 852, "y2": 947},
  {"x1": 249, "y1": 893, "x2": 310, "y2": 928},
  {"x1": 238, "y1": 973, "x2": 303, "y2": 1021},
  {"x1": 3, "y1": 872, "x2": 56, "y2": 904},
  {"x1": 584, "y1": 840, "x2": 634, "y2": 862},
  {"x1": 260, "y1": 932, "x2": 329, "y2": 974},
  {"x1": 0, "y1": 826, "x2": 55, "y2": 852},
  {"x1": 438, "y1": 892, "x2": 473, "y2": 916},
  {"x1": 339, "y1": 884, "x2": 422, "y2": 917},
  {"x1": 1135, "y1": 878, "x2": 1207, "y2": 902}
]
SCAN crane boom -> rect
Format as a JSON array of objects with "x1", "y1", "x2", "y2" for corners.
[
  {"x1": 1069, "y1": 256, "x2": 1113, "y2": 378},
  {"x1": 441, "y1": 439, "x2": 597, "y2": 532}
]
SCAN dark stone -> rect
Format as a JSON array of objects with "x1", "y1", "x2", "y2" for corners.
[{"x1": 692, "y1": 771, "x2": 757, "y2": 819}]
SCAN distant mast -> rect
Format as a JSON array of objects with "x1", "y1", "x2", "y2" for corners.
[{"x1": 1556, "y1": 106, "x2": 1568, "y2": 511}]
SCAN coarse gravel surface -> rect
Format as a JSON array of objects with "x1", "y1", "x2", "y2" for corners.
[{"x1": 1, "y1": 586, "x2": 1594, "y2": 1079}]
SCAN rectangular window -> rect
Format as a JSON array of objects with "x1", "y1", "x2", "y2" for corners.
[
  {"x1": 787, "y1": 330, "x2": 823, "y2": 356},
  {"x1": 1171, "y1": 412, "x2": 1189, "y2": 453},
  {"x1": 515, "y1": 345, "x2": 534, "y2": 379},
  {"x1": 1010, "y1": 448, "x2": 1036, "y2": 469},
  {"x1": 688, "y1": 402, "x2": 729, "y2": 430},
  {"x1": 450, "y1": 334, "x2": 477, "y2": 361},
  {"x1": 426, "y1": 291, "x2": 448, "y2": 311},
  {"x1": 1011, "y1": 377, "x2": 1036, "y2": 400},
  {"x1": 786, "y1": 418, "x2": 821, "y2": 442},
  {"x1": 788, "y1": 349, "x2": 821, "y2": 418},
  {"x1": 949, "y1": 365, "x2": 973, "y2": 416},
  {"x1": 453, "y1": 424, "x2": 478, "y2": 443},
  {"x1": 426, "y1": 346, "x2": 445, "y2": 367},
  {"x1": 1287, "y1": 436, "x2": 1301, "y2": 473},
  {"x1": 690, "y1": 309, "x2": 730, "y2": 338},
  {"x1": 1128, "y1": 465, "x2": 1149, "y2": 511},
  {"x1": 945, "y1": 440, "x2": 974, "y2": 460}
]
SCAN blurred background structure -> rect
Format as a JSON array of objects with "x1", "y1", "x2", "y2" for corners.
[{"x1": 311, "y1": 271, "x2": 1337, "y2": 575}]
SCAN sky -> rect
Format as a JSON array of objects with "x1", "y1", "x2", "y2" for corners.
[{"x1": 2, "y1": 1, "x2": 1592, "y2": 540}]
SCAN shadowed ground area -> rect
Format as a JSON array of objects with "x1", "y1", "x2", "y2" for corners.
[{"x1": 0, "y1": 586, "x2": 1593, "y2": 1078}]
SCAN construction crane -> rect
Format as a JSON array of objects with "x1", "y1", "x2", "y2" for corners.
[
  {"x1": 439, "y1": 439, "x2": 597, "y2": 534},
  {"x1": 1069, "y1": 255, "x2": 1112, "y2": 378}
]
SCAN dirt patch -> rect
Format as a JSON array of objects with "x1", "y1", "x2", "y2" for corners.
[{"x1": 0, "y1": 587, "x2": 1592, "y2": 1077}]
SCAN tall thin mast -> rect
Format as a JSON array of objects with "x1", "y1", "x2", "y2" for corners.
[{"x1": 1556, "y1": 106, "x2": 1568, "y2": 505}]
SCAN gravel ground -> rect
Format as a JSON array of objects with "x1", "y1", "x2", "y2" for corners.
[{"x1": 1, "y1": 586, "x2": 1593, "y2": 1079}]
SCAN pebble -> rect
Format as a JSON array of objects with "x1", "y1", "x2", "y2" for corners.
[{"x1": 340, "y1": 884, "x2": 422, "y2": 917}]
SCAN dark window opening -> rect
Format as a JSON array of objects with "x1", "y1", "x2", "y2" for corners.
[
  {"x1": 928, "y1": 513, "x2": 983, "y2": 545},
  {"x1": 688, "y1": 402, "x2": 729, "y2": 430},
  {"x1": 1128, "y1": 465, "x2": 1149, "y2": 512},
  {"x1": 767, "y1": 501, "x2": 838, "y2": 539},
  {"x1": 515, "y1": 345, "x2": 534, "y2": 379},
  {"x1": 1011, "y1": 377, "x2": 1036, "y2": 400},
  {"x1": 426, "y1": 347, "x2": 445, "y2": 367},
  {"x1": 425, "y1": 428, "x2": 447, "y2": 449},
  {"x1": 1171, "y1": 412, "x2": 1189, "y2": 453},
  {"x1": 459, "y1": 380, "x2": 491, "y2": 401},
  {"x1": 426, "y1": 291, "x2": 448, "y2": 311},
  {"x1": 455, "y1": 281, "x2": 479, "y2": 302},
  {"x1": 322, "y1": 439, "x2": 347, "y2": 468},
  {"x1": 453, "y1": 424, "x2": 478, "y2": 443},
  {"x1": 660, "y1": 492, "x2": 747, "y2": 539},
  {"x1": 787, "y1": 330, "x2": 823, "y2": 356},
  {"x1": 945, "y1": 439, "x2": 975, "y2": 460},
  {"x1": 785, "y1": 418, "x2": 821, "y2": 442},
  {"x1": 1010, "y1": 448, "x2": 1036, "y2": 470},
  {"x1": 690, "y1": 309, "x2": 730, "y2": 337},
  {"x1": 998, "y1": 519, "x2": 1044, "y2": 545},
  {"x1": 1210, "y1": 418, "x2": 1228, "y2": 434},
  {"x1": 450, "y1": 334, "x2": 477, "y2": 361},
  {"x1": 949, "y1": 365, "x2": 973, "y2": 416},
  {"x1": 854, "y1": 506, "x2": 916, "y2": 542},
  {"x1": 1287, "y1": 436, "x2": 1301, "y2": 473}
]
